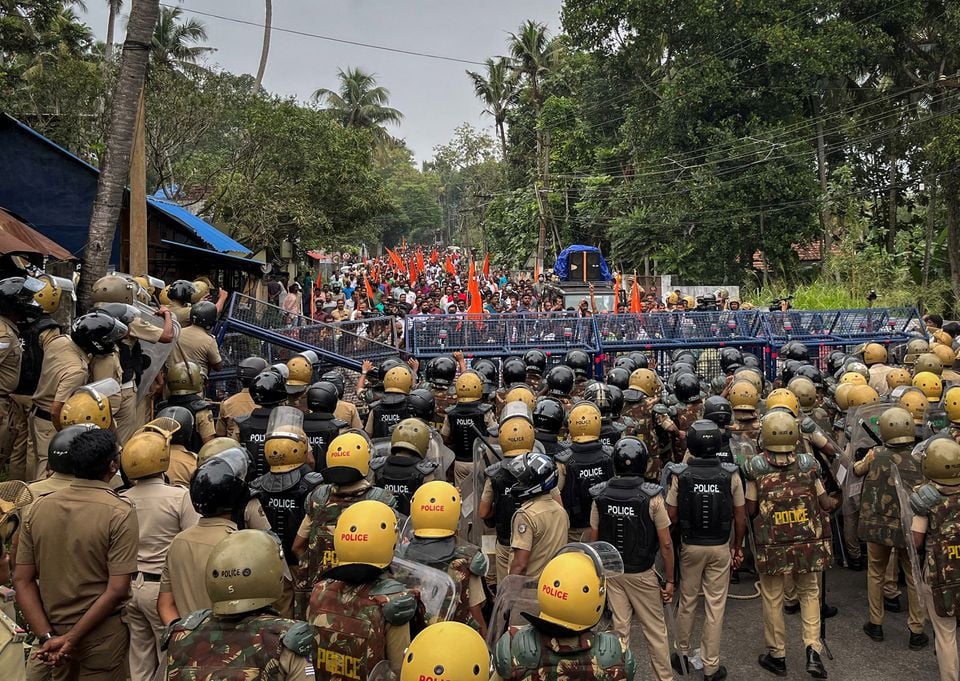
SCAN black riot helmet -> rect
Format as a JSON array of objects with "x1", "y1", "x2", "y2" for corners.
[
  {"x1": 156, "y1": 406, "x2": 195, "y2": 447},
  {"x1": 672, "y1": 349, "x2": 698, "y2": 364},
  {"x1": 795, "y1": 363, "x2": 824, "y2": 388},
  {"x1": 0, "y1": 276, "x2": 44, "y2": 323},
  {"x1": 238, "y1": 356, "x2": 268, "y2": 388},
  {"x1": 306, "y1": 381, "x2": 339, "y2": 413},
  {"x1": 584, "y1": 382, "x2": 622, "y2": 421},
  {"x1": 826, "y1": 351, "x2": 848, "y2": 377},
  {"x1": 189, "y1": 301, "x2": 218, "y2": 330},
  {"x1": 532, "y1": 396, "x2": 565, "y2": 434},
  {"x1": 320, "y1": 370, "x2": 345, "y2": 398},
  {"x1": 673, "y1": 373, "x2": 703, "y2": 404},
  {"x1": 48, "y1": 423, "x2": 98, "y2": 475},
  {"x1": 563, "y1": 349, "x2": 591, "y2": 378},
  {"x1": 167, "y1": 279, "x2": 197, "y2": 305},
  {"x1": 671, "y1": 361, "x2": 696, "y2": 376},
  {"x1": 703, "y1": 395, "x2": 733, "y2": 427},
  {"x1": 719, "y1": 347, "x2": 744, "y2": 374},
  {"x1": 472, "y1": 359, "x2": 499, "y2": 390},
  {"x1": 741, "y1": 353, "x2": 761, "y2": 369},
  {"x1": 70, "y1": 311, "x2": 127, "y2": 355},
  {"x1": 407, "y1": 388, "x2": 436, "y2": 422},
  {"x1": 781, "y1": 341, "x2": 809, "y2": 362},
  {"x1": 612, "y1": 436, "x2": 649, "y2": 476},
  {"x1": 95, "y1": 302, "x2": 138, "y2": 325},
  {"x1": 505, "y1": 452, "x2": 558, "y2": 501},
  {"x1": 545, "y1": 364, "x2": 575, "y2": 397},
  {"x1": 686, "y1": 419, "x2": 722, "y2": 458},
  {"x1": 250, "y1": 369, "x2": 288, "y2": 407},
  {"x1": 613, "y1": 355, "x2": 638, "y2": 374},
  {"x1": 628, "y1": 351, "x2": 649, "y2": 369},
  {"x1": 523, "y1": 349, "x2": 547, "y2": 376},
  {"x1": 502, "y1": 358, "x2": 527, "y2": 387},
  {"x1": 780, "y1": 359, "x2": 803, "y2": 386},
  {"x1": 606, "y1": 367, "x2": 630, "y2": 391},
  {"x1": 425, "y1": 356, "x2": 457, "y2": 388},
  {"x1": 189, "y1": 448, "x2": 250, "y2": 516}
]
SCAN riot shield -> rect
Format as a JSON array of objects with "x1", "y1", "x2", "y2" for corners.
[
  {"x1": 426, "y1": 430, "x2": 454, "y2": 477},
  {"x1": 557, "y1": 541, "x2": 624, "y2": 576},
  {"x1": 136, "y1": 309, "x2": 180, "y2": 403},
  {"x1": 0, "y1": 481, "x2": 32, "y2": 543},
  {"x1": 926, "y1": 404, "x2": 949, "y2": 436},
  {"x1": 891, "y1": 461, "x2": 925, "y2": 613},
  {"x1": 838, "y1": 403, "x2": 887, "y2": 518},
  {"x1": 485, "y1": 574, "x2": 539, "y2": 647},
  {"x1": 365, "y1": 661, "x2": 395, "y2": 681},
  {"x1": 728, "y1": 432, "x2": 758, "y2": 470},
  {"x1": 389, "y1": 556, "x2": 457, "y2": 624},
  {"x1": 371, "y1": 436, "x2": 391, "y2": 458}
]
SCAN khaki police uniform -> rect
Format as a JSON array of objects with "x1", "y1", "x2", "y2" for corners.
[
  {"x1": 160, "y1": 517, "x2": 236, "y2": 616},
  {"x1": 30, "y1": 331, "x2": 89, "y2": 481},
  {"x1": 0, "y1": 316, "x2": 21, "y2": 474},
  {"x1": 17, "y1": 479, "x2": 139, "y2": 681},
  {"x1": 334, "y1": 400, "x2": 363, "y2": 430},
  {"x1": 509, "y1": 494, "x2": 569, "y2": 581},
  {"x1": 590, "y1": 494, "x2": 674, "y2": 681},
  {"x1": 913, "y1": 514, "x2": 958, "y2": 681},
  {"x1": 120, "y1": 478, "x2": 199, "y2": 681},
  {"x1": 168, "y1": 324, "x2": 221, "y2": 378},
  {"x1": 746, "y1": 466, "x2": 827, "y2": 658},
  {"x1": 216, "y1": 390, "x2": 255, "y2": 439},
  {"x1": 128, "y1": 317, "x2": 166, "y2": 430},
  {"x1": 27, "y1": 473, "x2": 74, "y2": 500},
  {"x1": 868, "y1": 364, "x2": 893, "y2": 396},
  {"x1": 89, "y1": 351, "x2": 124, "y2": 433},
  {"x1": 667, "y1": 465, "x2": 745, "y2": 678},
  {"x1": 167, "y1": 444, "x2": 198, "y2": 488},
  {"x1": 441, "y1": 409, "x2": 497, "y2": 486}
]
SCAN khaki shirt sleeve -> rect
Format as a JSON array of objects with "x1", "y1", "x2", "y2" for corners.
[
  {"x1": 278, "y1": 649, "x2": 309, "y2": 681},
  {"x1": 52, "y1": 367, "x2": 89, "y2": 404},
  {"x1": 481, "y1": 479, "x2": 494, "y2": 504},
  {"x1": 440, "y1": 417, "x2": 450, "y2": 438},
  {"x1": 467, "y1": 574, "x2": 486, "y2": 608},
  {"x1": 180, "y1": 493, "x2": 201, "y2": 529},
  {"x1": 0, "y1": 330, "x2": 16, "y2": 362},
  {"x1": 649, "y1": 495, "x2": 671, "y2": 530},
  {"x1": 510, "y1": 509, "x2": 533, "y2": 552},
  {"x1": 852, "y1": 448, "x2": 874, "y2": 477},
  {"x1": 589, "y1": 502, "x2": 599, "y2": 530},
  {"x1": 196, "y1": 410, "x2": 216, "y2": 441},
  {"x1": 296, "y1": 515, "x2": 311, "y2": 540},
  {"x1": 129, "y1": 317, "x2": 164, "y2": 343},
  {"x1": 206, "y1": 337, "x2": 222, "y2": 367},
  {"x1": 245, "y1": 498, "x2": 272, "y2": 531},
  {"x1": 665, "y1": 476, "x2": 679, "y2": 506},
  {"x1": 108, "y1": 506, "x2": 140, "y2": 575},
  {"x1": 160, "y1": 554, "x2": 172, "y2": 593},
  {"x1": 731, "y1": 475, "x2": 745, "y2": 506},
  {"x1": 745, "y1": 480, "x2": 758, "y2": 502},
  {"x1": 16, "y1": 511, "x2": 34, "y2": 565},
  {"x1": 386, "y1": 623, "x2": 411, "y2": 673}
]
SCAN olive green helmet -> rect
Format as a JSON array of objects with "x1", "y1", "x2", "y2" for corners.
[
  {"x1": 913, "y1": 353, "x2": 943, "y2": 377},
  {"x1": 91, "y1": 274, "x2": 137, "y2": 306},
  {"x1": 205, "y1": 530, "x2": 284, "y2": 616},
  {"x1": 878, "y1": 407, "x2": 915, "y2": 446},
  {"x1": 198, "y1": 437, "x2": 242, "y2": 465},
  {"x1": 166, "y1": 361, "x2": 203, "y2": 396},
  {"x1": 922, "y1": 437, "x2": 960, "y2": 486},
  {"x1": 761, "y1": 410, "x2": 799, "y2": 453},
  {"x1": 787, "y1": 377, "x2": 818, "y2": 411},
  {"x1": 390, "y1": 417, "x2": 430, "y2": 458}
]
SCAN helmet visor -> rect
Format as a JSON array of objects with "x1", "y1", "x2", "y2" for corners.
[{"x1": 556, "y1": 541, "x2": 624, "y2": 578}]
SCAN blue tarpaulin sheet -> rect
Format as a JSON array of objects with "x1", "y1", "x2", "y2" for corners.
[{"x1": 553, "y1": 244, "x2": 612, "y2": 281}]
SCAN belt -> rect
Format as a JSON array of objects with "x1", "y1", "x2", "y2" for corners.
[
  {"x1": 121, "y1": 381, "x2": 136, "y2": 390},
  {"x1": 138, "y1": 572, "x2": 162, "y2": 582},
  {"x1": 31, "y1": 407, "x2": 51, "y2": 421}
]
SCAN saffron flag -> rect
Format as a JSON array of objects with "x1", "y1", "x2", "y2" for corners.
[
  {"x1": 445, "y1": 255, "x2": 456, "y2": 276},
  {"x1": 430, "y1": 249, "x2": 439, "y2": 265},
  {"x1": 468, "y1": 259, "x2": 483, "y2": 314},
  {"x1": 417, "y1": 250, "x2": 426, "y2": 276},
  {"x1": 629, "y1": 276, "x2": 642, "y2": 313},
  {"x1": 482, "y1": 253, "x2": 490, "y2": 278},
  {"x1": 386, "y1": 247, "x2": 404, "y2": 271},
  {"x1": 364, "y1": 273, "x2": 375, "y2": 302},
  {"x1": 614, "y1": 273, "x2": 621, "y2": 313}
]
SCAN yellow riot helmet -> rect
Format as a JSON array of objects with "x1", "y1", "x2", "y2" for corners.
[
  {"x1": 898, "y1": 388, "x2": 928, "y2": 425},
  {"x1": 91, "y1": 274, "x2": 135, "y2": 306},
  {"x1": 733, "y1": 367, "x2": 764, "y2": 393},
  {"x1": 933, "y1": 329, "x2": 954, "y2": 348},
  {"x1": 198, "y1": 437, "x2": 242, "y2": 465},
  {"x1": 834, "y1": 382, "x2": 854, "y2": 412},
  {"x1": 766, "y1": 388, "x2": 800, "y2": 417},
  {"x1": 191, "y1": 279, "x2": 211, "y2": 303},
  {"x1": 504, "y1": 385, "x2": 536, "y2": 411},
  {"x1": 683, "y1": 294, "x2": 696, "y2": 310},
  {"x1": 931, "y1": 343, "x2": 956, "y2": 369},
  {"x1": 913, "y1": 353, "x2": 943, "y2": 377},
  {"x1": 729, "y1": 380, "x2": 759, "y2": 412},
  {"x1": 400, "y1": 622, "x2": 489, "y2": 681},
  {"x1": 534, "y1": 544, "x2": 620, "y2": 632},
  {"x1": 840, "y1": 372, "x2": 867, "y2": 386},
  {"x1": 761, "y1": 410, "x2": 799, "y2": 453},
  {"x1": 133, "y1": 275, "x2": 154, "y2": 297},
  {"x1": 333, "y1": 499, "x2": 397, "y2": 568},
  {"x1": 391, "y1": 418, "x2": 430, "y2": 458},
  {"x1": 861, "y1": 342, "x2": 888, "y2": 366},
  {"x1": 34, "y1": 274, "x2": 73, "y2": 313},
  {"x1": 455, "y1": 371, "x2": 484, "y2": 403},
  {"x1": 121, "y1": 416, "x2": 178, "y2": 479},
  {"x1": 166, "y1": 361, "x2": 204, "y2": 396},
  {"x1": 886, "y1": 368, "x2": 912, "y2": 391},
  {"x1": 787, "y1": 377, "x2": 818, "y2": 411},
  {"x1": 158, "y1": 285, "x2": 172, "y2": 307},
  {"x1": 205, "y1": 530, "x2": 285, "y2": 616},
  {"x1": 913, "y1": 371, "x2": 943, "y2": 403},
  {"x1": 847, "y1": 384, "x2": 880, "y2": 408},
  {"x1": 921, "y1": 437, "x2": 960, "y2": 485},
  {"x1": 665, "y1": 292, "x2": 680, "y2": 306},
  {"x1": 878, "y1": 407, "x2": 916, "y2": 446},
  {"x1": 323, "y1": 431, "x2": 371, "y2": 483},
  {"x1": 567, "y1": 402, "x2": 602, "y2": 443},
  {"x1": 285, "y1": 352, "x2": 317, "y2": 389},
  {"x1": 499, "y1": 415, "x2": 535, "y2": 456},
  {"x1": 628, "y1": 368, "x2": 658, "y2": 397},
  {"x1": 383, "y1": 365, "x2": 414, "y2": 395},
  {"x1": 410, "y1": 481, "x2": 461, "y2": 539},
  {"x1": 59, "y1": 379, "x2": 119, "y2": 429},
  {"x1": 945, "y1": 386, "x2": 960, "y2": 424}
]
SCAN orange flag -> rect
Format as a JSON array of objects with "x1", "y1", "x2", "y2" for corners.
[
  {"x1": 629, "y1": 276, "x2": 642, "y2": 313},
  {"x1": 613, "y1": 273, "x2": 621, "y2": 313},
  {"x1": 386, "y1": 247, "x2": 404, "y2": 271},
  {"x1": 482, "y1": 253, "x2": 490, "y2": 278},
  {"x1": 468, "y1": 259, "x2": 483, "y2": 314},
  {"x1": 416, "y1": 249, "x2": 426, "y2": 276},
  {"x1": 430, "y1": 249, "x2": 439, "y2": 265},
  {"x1": 364, "y1": 273, "x2": 375, "y2": 302},
  {"x1": 445, "y1": 255, "x2": 456, "y2": 276},
  {"x1": 408, "y1": 254, "x2": 417, "y2": 282},
  {"x1": 533, "y1": 261, "x2": 540, "y2": 282}
]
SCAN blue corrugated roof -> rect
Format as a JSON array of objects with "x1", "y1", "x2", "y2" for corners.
[{"x1": 147, "y1": 197, "x2": 252, "y2": 255}]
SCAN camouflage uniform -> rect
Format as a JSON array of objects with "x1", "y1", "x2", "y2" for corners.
[
  {"x1": 430, "y1": 386, "x2": 457, "y2": 431},
  {"x1": 403, "y1": 537, "x2": 487, "y2": 631},
  {"x1": 308, "y1": 573, "x2": 419, "y2": 680},
  {"x1": 492, "y1": 626, "x2": 635, "y2": 681},
  {"x1": 570, "y1": 378, "x2": 591, "y2": 401},
  {"x1": 727, "y1": 417, "x2": 761, "y2": 441},
  {"x1": 621, "y1": 397, "x2": 661, "y2": 480},
  {"x1": 165, "y1": 609, "x2": 313, "y2": 681},
  {"x1": 950, "y1": 424, "x2": 960, "y2": 446},
  {"x1": 671, "y1": 401, "x2": 704, "y2": 463}
]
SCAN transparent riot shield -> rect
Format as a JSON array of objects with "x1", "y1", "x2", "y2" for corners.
[
  {"x1": 371, "y1": 437, "x2": 391, "y2": 458},
  {"x1": 556, "y1": 541, "x2": 625, "y2": 576},
  {"x1": 728, "y1": 432, "x2": 758, "y2": 470},
  {"x1": 891, "y1": 461, "x2": 926, "y2": 613},
  {"x1": 366, "y1": 661, "x2": 396, "y2": 681},
  {"x1": 838, "y1": 403, "x2": 887, "y2": 520},
  {"x1": 926, "y1": 404, "x2": 949, "y2": 436},
  {"x1": 0, "y1": 481, "x2": 32, "y2": 543},
  {"x1": 485, "y1": 574, "x2": 539, "y2": 647},
  {"x1": 266, "y1": 405, "x2": 305, "y2": 439},
  {"x1": 427, "y1": 430, "x2": 454, "y2": 478},
  {"x1": 390, "y1": 556, "x2": 457, "y2": 624},
  {"x1": 136, "y1": 308, "x2": 180, "y2": 403}
]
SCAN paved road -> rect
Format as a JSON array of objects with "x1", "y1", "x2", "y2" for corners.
[{"x1": 625, "y1": 565, "x2": 943, "y2": 680}]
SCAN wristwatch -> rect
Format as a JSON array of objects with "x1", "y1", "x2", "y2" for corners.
[{"x1": 38, "y1": 632, "x2": 54, "y2": 644}]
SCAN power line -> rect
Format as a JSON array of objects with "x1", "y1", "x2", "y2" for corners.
[{"x1": 165, "y1": 3, "x2": 486, "y2": 66}]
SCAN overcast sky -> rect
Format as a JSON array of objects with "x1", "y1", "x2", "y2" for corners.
[{"x1": 79, "y1": 0, "x2": 562, "y2": 162}]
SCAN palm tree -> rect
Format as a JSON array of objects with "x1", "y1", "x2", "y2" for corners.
[
  {"x1": 466, "y1": 57, "x2": 514, "y2": 158},
  {"x1": 253, "y1": 0, "x2": 271, "y2": 90},
  {"x1": 507, "y1": 21, "x2": 557, "y2": 114},
  {"x1": 105, "y1": 0, "x2": 122, "y2": 55},
  {"x1": 81, "y1": 0, "x2": 161, "y2": 309},
  {"x1": 313, "y1": 67, "x2": 403, "y2": 136},
  {"x1": 150, "y1": 6, "x2": 214, "y2": 71}
]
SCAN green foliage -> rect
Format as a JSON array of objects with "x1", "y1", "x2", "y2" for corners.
[{"x1": 377, "y1": 145, "x2": 442, "y2": 247}]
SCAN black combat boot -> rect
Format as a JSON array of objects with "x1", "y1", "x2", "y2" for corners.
[
  {"x1": 758, "y1": 653, "x2": 787, "y2": 677},
  {"x1": 806, "y1": 646, "x2": 827, "y2": 678}
]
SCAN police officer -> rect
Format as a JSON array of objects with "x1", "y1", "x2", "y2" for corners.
[
  {"x1": 14, "y1": 429, "x2": 136, "y2": 681},
  {"x1": 557, "y1": 402, "x2": 615, "y2": 542},
  {"x1": 543, "y1": 364, "x2": 575, "y2": 411},
  {"x1": 621, "y1": 367, "x2": 662, "y2": 475},
  {"x1": 160, "y1": 280, "x2": 195, "y2": 325},
  {"x1": 745, "y1": 411, "x2": 838, "y2": 678},
  {"x1": 309, "y1": 500, "x2": 419, "y2": 678},
  {"x1": 423, "y1": 355, "x2": 458, "y2": 429},
  {"x1": 302, "y1": 381, "x2": 347, "y2": 471},
  {"x1": 405, "y1": 481, "x2": 488, "y2": 635},
  {"x1": 157, "y1": 360, "x2": 215, "y2": 450},
  {"x1": 584, "y1": 382, "x2": 626, "y2": 448},
  {"x1": 590, "y1": 436, "x2": 675, "y2": 681},
  {"x1": 371, "y1": 417, "x2": 438, "y2": 515},
  {"x1": 442, "y1": 371, "x2": 495, "y2": 486},
  {"x1": 564, "y1": 349, "x2": 592, "y2": 399},
  {"x1": 665, "y1": 421, "x2": 746, "y2": 681},
  {"x1": 167, "y1": 300, "x2": 222, "y2": 378},
  {"x1": 216, "y1": 356, "x2": 267, "y2": 439},
  {"x1": 507, "y1": 451, "x2": 569, "y2": 579},
  {"x1": 155, "y1": 407, "x2": 198, "y2": 487},
  {"x1": 291, "y1": 432, "x2": 396, "y2": 585},
  {"x1": 237, "y1": 368, "x2": 288, "y2": 478},
  {"x1": 366, "y1": 364, "x2": 413, "y2": 438},
  {"x1": 491, "y1": 545, "x2": 635, "y2": 681},
  {"x1": 406, "y1": 387, "x2": 437, "y2": 425},
  {"x1": 728, "y1": 380, "x2": 762, "y2": 439},
  {"x1": 322, "y1": 369, "x2": 363, "y2": 430},
  {"x1": 703, "y1": 396, "x2": 736, "y2": 464},
  {"x1": 947, "y1": 386, "x2": 960, "y2": 444},
  {"x1": 532, "y1": 396, "x2": 566, "y2": 456},
  {"x1": 249, "y1": 406, "x2": 323, "y2": 619},
  {"x1": 495, "y1": 358, "x2": 530, "y2": 416},
  {"x1": 854, "y1": 406, "x2": 928, "y2": 649},
  {"x1": 668, "y1": 373, "x2": 706, "y2": 462},
  {"x1": 399, "y1": 621, "x2": 490, "y2": 681},
  {"x1": 164, "y1": 530, "x2": 313, "y2": 681},
  {"x1": 285, "y1": 350, "x2": 319, "y2": 409},
  {"x1": 26, "y1": 424, "x2": 94, "y2": 500},
  {"x1": 119, "y1": 423, "x2": 199, "y2": 681},
  {"x1": 523, "y1": 349, "x2": 547, "y2": 391},
  {"x1": 909, "y1": 437, "x2": 960, "y2": 681}
]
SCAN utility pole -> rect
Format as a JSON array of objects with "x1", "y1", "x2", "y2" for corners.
[
  {"x1": 535, "y1": 183, "x2": 546, "y2": 276},
  {"x1": 129, "y1": 88, "x2": 148, "y2": 276}
]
